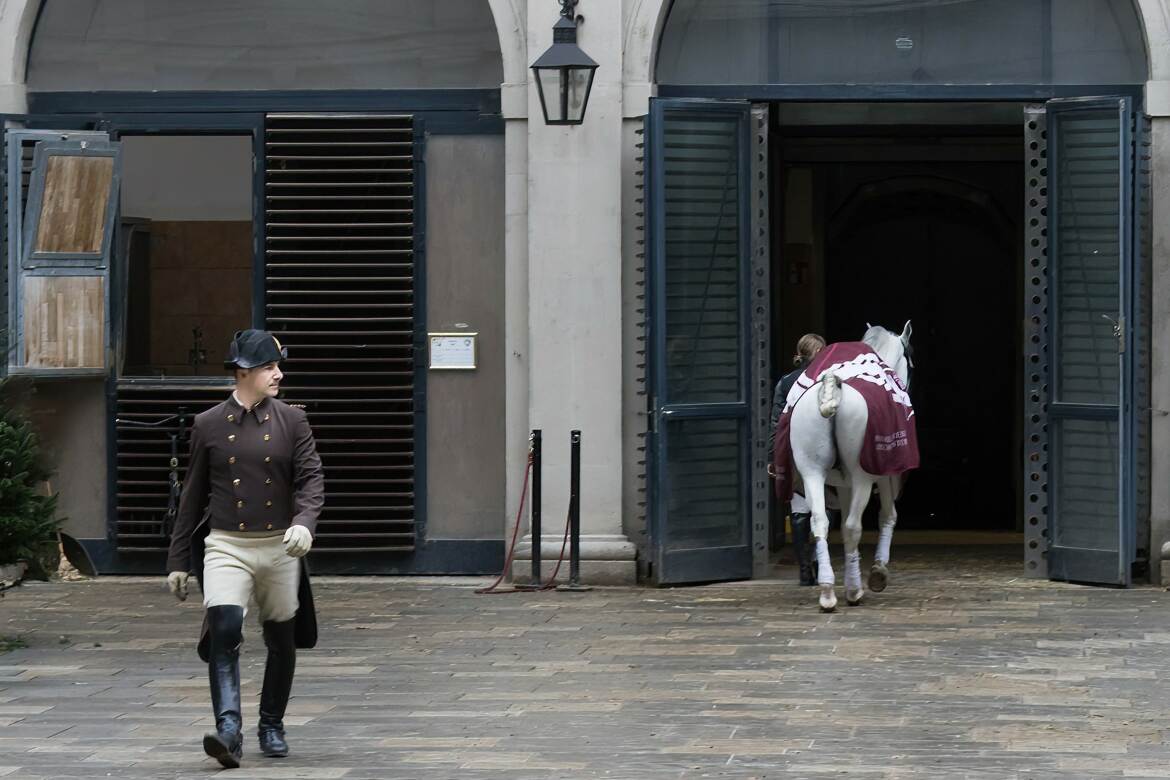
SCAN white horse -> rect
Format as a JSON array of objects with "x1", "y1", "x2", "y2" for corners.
[{"x1": 789, "y1": 322, "x2": 913, "y2": 611}]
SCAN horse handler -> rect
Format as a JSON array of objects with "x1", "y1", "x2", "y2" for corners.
[
  {"x1": 165, "y1": 329, "x2": 324, "y2": 768},
  {"x1": 769, "y1": 333, "x2": 827, "y2": 585}
]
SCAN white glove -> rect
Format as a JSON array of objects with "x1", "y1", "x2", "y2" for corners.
[
  {"x1": 283, "y1": 525, "x2": 313, "y2": 558},
  {"x1": 167, "y1": 571, "x2": 189, "y2": 601}
]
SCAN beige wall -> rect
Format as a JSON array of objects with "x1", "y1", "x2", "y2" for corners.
[{"x1": 424, "y1": 135, "x2": 507, "y2": 539}]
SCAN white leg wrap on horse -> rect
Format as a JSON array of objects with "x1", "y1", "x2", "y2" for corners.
[
  {"x1": 876, "y1": 522, "x2": 895, "y2": 566},
  {"x1": 815, "y1": 538, "x2": 834, "y2": 586},
  {"x1": 844, "y1": 550, "x2": 862, "y2": 594}
]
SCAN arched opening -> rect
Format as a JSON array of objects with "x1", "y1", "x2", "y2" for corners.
[
  {"x1": 27, "y1": 0, "x2": 503, "y2": 91},
  {"x1": 657, "y1": 0, "x2": 1147, "y2": 86},
  {"x1": 643, "y1": 3, "x2": 1152, "y2": 584}
]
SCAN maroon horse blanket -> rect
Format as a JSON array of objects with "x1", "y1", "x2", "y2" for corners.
[{"x1": 773, "y1": 342, "x2": 919, "y2": 501}]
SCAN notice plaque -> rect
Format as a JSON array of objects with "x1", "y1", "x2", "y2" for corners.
[{"x1": 429, "y1": 332, "x2": 477, "y2": 370}]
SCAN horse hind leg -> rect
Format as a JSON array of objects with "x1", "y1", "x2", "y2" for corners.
[
  {"x1": 842, "y1": 474, "x2": 872, "y2": 606},
  {"x1": 815, "y1": 539, "x2": 837, "y2": 613},
  {"x1": 802, "y1": 472, "x2": 837, "y2": 612},
  {"x1": 868, "y1": 476, "x2": 898, "y2": 593}
]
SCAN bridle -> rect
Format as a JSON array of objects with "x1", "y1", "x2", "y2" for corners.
[{"x1": 901, "y1": 340, "x2": 915, "y2": 394}]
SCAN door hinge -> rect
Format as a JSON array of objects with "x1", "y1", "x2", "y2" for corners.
[{"x1": 1103, "y1": 314, "x2": 1125, "y2": 353}]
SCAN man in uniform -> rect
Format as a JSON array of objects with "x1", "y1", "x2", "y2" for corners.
[{"x1": 165, "y1": 329, "x2": 324, "y2": 768}]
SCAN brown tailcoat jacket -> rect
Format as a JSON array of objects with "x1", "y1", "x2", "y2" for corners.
[{"x1": 165, "y1": 394, "x2": 324, "y2": 660}]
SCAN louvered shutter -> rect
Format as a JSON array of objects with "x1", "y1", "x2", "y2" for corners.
[
  {"x1": 264, "y1": 114, "x2": 419, "y2": 554},
  {"x1": 1044, "y1": 97, "x2": 1138, "y2": 586},
  {"x1": 646, "y1": 99, "x2": 753, "y2": 585}
]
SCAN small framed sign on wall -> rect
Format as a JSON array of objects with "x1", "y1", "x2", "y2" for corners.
[{"x1": 428, "y1": 332, "x2": 477, "y2": 370}]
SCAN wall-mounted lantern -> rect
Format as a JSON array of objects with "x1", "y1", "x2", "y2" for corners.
[{"x1": 530, "y1": 0, "x2": 598, "y2": 125}]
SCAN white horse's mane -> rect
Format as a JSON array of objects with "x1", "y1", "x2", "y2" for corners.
[
  {"x1": 861, "y1": 320, "x2": 912, "y2": 381},
  {"x1": 862, "y1": 324, "x2": 903, "y2": 367},
  {"x1": 862, "y1": 324, "x2": 893, "y2": 349}
]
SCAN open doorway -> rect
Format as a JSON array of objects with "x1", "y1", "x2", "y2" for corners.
[
  {"x1": 118, "y1": 134, "x2": 254, "y2": 377},
  {"x1": 111, "y1": 132, "x2": 255, "y2": 552},
  {"x1": 772, "y1": 103, "x2": 1024, "y2": 538}
]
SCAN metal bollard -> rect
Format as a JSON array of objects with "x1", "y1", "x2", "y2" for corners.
[
  {"x1": 530, "y1": 429, "x2": 542, "y2": 584},
  {"x1": 559, "y1": 429, "x2": 591, "y2": 592},
  {"x1": 514, "y1": 429, "x2": 543, "y2": 591}
]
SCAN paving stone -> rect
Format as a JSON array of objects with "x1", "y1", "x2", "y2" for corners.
[{"x1": 1, "y1": 549, "x2": 1169, "y2": 776}]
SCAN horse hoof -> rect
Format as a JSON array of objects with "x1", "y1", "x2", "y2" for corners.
[
  {"x1": 818, "y1": 586, "x2": 837, "y2": 612},
  {"x1": 846, "y1": 589, "x2": 865, "y2": 606},
  {"x1": 868, "y1": 565, "x2": 889, "y2": 593}
]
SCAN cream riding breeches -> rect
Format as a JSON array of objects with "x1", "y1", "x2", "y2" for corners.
[{"x1": 203, "y1": 530, "x2": 299, "y2": 623}]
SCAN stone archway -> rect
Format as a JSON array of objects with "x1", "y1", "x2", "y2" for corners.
[
  {"x1": 622, "y1": 0, "x2": 673, "y2": 116},
  {"x1": 0, "y1": 0, "x2": 44, "y2": 110},
  {"x1": 487, "y1": 0, "x2": 527, "y2": 118},
  {"x1": 628, "y1": 0, "x2": 1169, "y2": 89},
  {"x1": 2, "y1": 0, "x2": 527, "y2": 109}
]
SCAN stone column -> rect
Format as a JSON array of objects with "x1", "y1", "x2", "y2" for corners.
[
  {"x1": 0, "y1": 0, "x2": 35, "y2": 112},
  {"x1": 512, "y1": 0, "x2": 636, "y2": 584},
  {"x1": 503, "y1": 115, "x2": 531, "y2": 558}
]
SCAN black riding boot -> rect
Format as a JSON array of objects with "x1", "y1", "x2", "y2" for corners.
[
  {"x1": 257, "y1": 617, "x2": 297, "y2": 758},
  {"x1": 204, "y1": 605, "x2": 244, "y2": 768},
  {"x1": 791, "y1": 513, "x2": 816, "y2": 586}
]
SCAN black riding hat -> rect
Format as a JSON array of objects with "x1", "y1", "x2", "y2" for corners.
[{"x1": 224, "y1": 329, "x2": 287, "y2": 370}]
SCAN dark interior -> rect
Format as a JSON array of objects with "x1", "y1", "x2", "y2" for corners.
[{"x1": 774, "y1": 117, "x2": 1024, "y2": 530}]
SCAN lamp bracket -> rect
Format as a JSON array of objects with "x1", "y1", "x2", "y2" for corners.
[{"x1": 559, "y1": 0, "x2": 583, "y2": 22}]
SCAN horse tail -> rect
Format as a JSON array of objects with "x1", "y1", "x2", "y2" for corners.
[{"x1": 818, "y1": 373, "x2": 842, "y2": 418}]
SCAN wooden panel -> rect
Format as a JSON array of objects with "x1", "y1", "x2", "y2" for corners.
[
  {"x1": 145, "y1": 220, "x2": 251, "y2": 376},
  {"x1": 22, "y1": 275, "x2": 104, "y2": 368},
  {"x1": 33, "y1": 155, "x2": 113, "y2": 254}
]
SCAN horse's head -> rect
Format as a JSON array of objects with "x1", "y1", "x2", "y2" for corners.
[{"x1": 862, "y1": 320, "x2": 913, "y2": 391}]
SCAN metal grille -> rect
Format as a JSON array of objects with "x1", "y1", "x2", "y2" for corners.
[
  {"x1": 264, "y1": 113, "x2": 418, "y2": 553},
  {"x1": 1133, "y1": 112, "x2": 1152, "y2": 571},
  {"x1": 1023, "y1": 105, "x2": 1049, "y2": 578},
  {"x1": 748, "y1": 105, "x2": 770, "y2": 578},
  {"x1": 632, "y1": 120, "x2": 648, "y2": 543},
  {"x1": 1, "y1": 135, "x2": 10, "y2": 369},
  {"x1": 114, "y1": 383, "x2": 230, "y2": 549}
]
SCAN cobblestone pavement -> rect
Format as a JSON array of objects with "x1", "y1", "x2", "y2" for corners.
[{"x1": 1, "y1": 547, "x2": 1169, "y2": 779}]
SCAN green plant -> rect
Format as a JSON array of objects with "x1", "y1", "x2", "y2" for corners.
[
  {"x1": 0, "y1": 635, "x2": 27, "y2": 653},
  {"x1": 0, "y1": 386, "x2": 61, "y2": 570}
]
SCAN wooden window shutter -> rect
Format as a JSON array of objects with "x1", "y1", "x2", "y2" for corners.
[{"x1": 9, "y1": 139, "x2": 121, "y2": 375}]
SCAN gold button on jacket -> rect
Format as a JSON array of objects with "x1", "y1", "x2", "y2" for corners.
[{"x1": 165, "y1": 395, "x2": 324, "y2": 570}]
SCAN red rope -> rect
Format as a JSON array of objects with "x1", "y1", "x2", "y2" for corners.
[
  {"x1": 476, "y1": 449, "x2": 574, "y2": 595},
  {"x1": 474, "y1": 453, "x2": 533, "y2": 595},
  {"x1": 536, "y1": 507, "x2": 573, "y2": 590}
]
